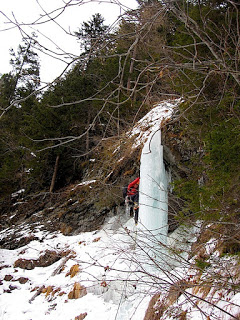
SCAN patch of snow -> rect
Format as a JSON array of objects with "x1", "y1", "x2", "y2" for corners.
[
  {"x1": 13, "y1": 202, "x2": 25, "y2": 206},
  {"x1": 11, "y1": 189, "x2": 25, "y2": 198},
  {"x1": 205, "y1": 238, "x2": 217, "y2": 255},
  {"x1": 71, "y1": 180, "x2": 97, "y2": 190},
  {"x1": 117, "y1": 157, "x2": 124, "y2": 163},
  {"x1": 129, "y1": 99, "x2": 182, "y2": 149}
]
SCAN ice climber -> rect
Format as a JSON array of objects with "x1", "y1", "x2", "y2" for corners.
[{"x1": 125, "y1": 177, "x2": 140, "y2": 225}]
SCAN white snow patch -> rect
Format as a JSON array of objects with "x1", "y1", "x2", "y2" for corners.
[
  {"x1": 205, "y1": 238, "x2": 217, "y2": 255},
  {"x1": 71, "y1": 180, "x2": 97, "y2": 190},
  {"x1": 129, "y1": 99, "x2": 182, "y2": 148},
  {"x1": 11, "y1": 189, "x2": 25, "y2": 198}
]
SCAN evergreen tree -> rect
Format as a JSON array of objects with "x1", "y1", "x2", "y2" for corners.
[
  {"x1": 9, "y1": 34, "x2": 40, "y2": 103},
  {"x1": 75, "y1": 13, "x2": 108, "y2": 56},
  {"x1": 0, "y1": 36, "x2": 40, "y2": 198}
]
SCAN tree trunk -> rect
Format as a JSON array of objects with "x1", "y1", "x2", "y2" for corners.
[
  {"x1": 49, "y1": 155, "x2": 60, "y2": 193},
  {"x1": 86, "y1": 108, "x2": 90, "y2": 152}
]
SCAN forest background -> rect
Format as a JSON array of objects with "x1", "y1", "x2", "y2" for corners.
[{"x1": 0, "y1": 0, "x2": 239, "y2": 230}]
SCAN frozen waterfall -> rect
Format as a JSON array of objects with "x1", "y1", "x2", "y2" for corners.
[{"x1": 138, "y1": 129, "x2": 169, "y2": 267}]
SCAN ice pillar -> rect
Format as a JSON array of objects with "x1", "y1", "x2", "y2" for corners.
[{"x1": 138, "y1": 130, "x2": 168, "y2": 266}]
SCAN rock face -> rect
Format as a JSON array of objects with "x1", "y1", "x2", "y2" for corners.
[
  {"x1": 161, "y1": 119, "x2": 198, "y2": 233},
  {"x1": 0, "y1": 148, "x2": 185, "y2": 251},
  {"x1": 0, "y1": 106, "x2": 191, "y2": 249},
  {"x1": 0, "y1": 155, "x2": 135, "y2": 249},
  {"x1": 0, "y1": 191, "x2": 118, "y2": 249},
  {"x1": 14, "y1": 250, "x2": 66, "y2": 269}
]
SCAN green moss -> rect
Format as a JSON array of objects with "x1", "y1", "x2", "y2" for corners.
[{"x1": 195, "y1": 259, "x2": 211, "y2": 271}]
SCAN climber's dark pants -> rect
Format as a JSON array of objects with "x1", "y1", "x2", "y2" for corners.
[
  {"x1": 127, "y1": 193, "x2": 139, "y2": 223},
  {"x1": 134, "y1": 207, "x2": 139, "y2": 224}
]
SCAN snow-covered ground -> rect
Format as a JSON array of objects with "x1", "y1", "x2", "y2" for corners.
[
  {"x1": 0, "y1": 214, "x2": 161, "y2": 320},
  {"x1": 1, "y1": 214, "x2": 239, "y2": 320},
  {"x1": 1, "y1": 100, "x2": 239, "y2": 319}
]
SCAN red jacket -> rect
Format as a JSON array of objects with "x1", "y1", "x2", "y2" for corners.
[{"x1": 127, "y1": 177, "x2": 140, "y2": 196}]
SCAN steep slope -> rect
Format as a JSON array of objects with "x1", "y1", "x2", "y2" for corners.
[
  {"x1": 0, "y1": 99, "x2": 180, "y2": 248},
  {"x1": 1, "y1": 99, "x2": 239, "y2": 319}
]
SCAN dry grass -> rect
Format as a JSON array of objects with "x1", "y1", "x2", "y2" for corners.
[
  {"x1": 60, "y1": 223, "x2": 73, "y2": 235},
  {"x1": 66, "y1": 264, "x2": 80, "y2": 278},
  {"x1": 144, "y1": 293, "x2": 163, "y2": 320},
  {"x1": 144, "y1": 280, "x2": 192, "y2": 320},
  {"x1": 68, "y1": 282, "x2": 87, "y2": 299},
  {"x1": 74, "y1": 313, "x2": 87, "y2": 320}
]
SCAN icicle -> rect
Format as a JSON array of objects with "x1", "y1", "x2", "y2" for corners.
[{"x1": 138, "y1": 130, "x2": 168, "y2": 271}]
